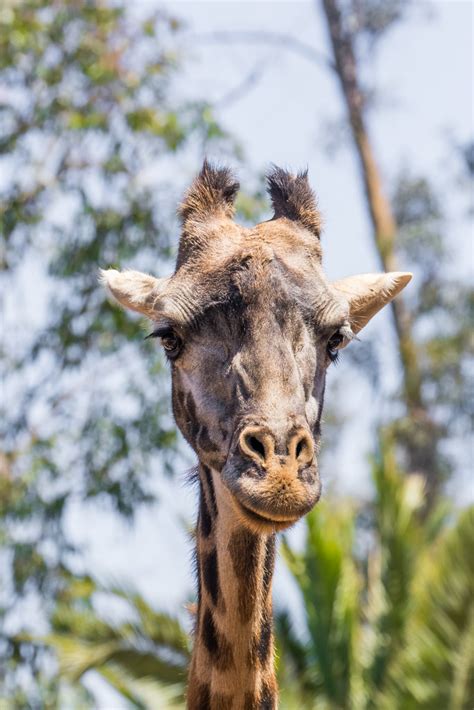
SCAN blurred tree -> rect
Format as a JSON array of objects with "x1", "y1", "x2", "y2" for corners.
[
  {"x1": 0, "y1": 0, "x2": 236, "y2": 704},
  {"x1": 319, "y1": 0, "x2": 473, "y2": 503},
  {"x1": 33, "y1": 574, "x2": 190, "y2": 708}
]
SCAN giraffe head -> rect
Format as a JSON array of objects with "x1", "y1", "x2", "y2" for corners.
[{"x1": 101, "y1": 162, "x2": 411, "y2": 532}]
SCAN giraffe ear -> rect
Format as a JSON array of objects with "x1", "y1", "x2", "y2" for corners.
[
  {"x1": 331, "y1": 272, "x2": 412, "y2": 335},
  {"x1": 99, "y1": 268, "x2": 171, "y2": 319}
]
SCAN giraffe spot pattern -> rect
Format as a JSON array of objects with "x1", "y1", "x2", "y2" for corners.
[
  {"x1": 202, "y1": 608, "x2": 234, "y2": 671},
  {"x1": 185, "y1": 391, "x2": 200, "y2": 444},
  {"x1": 203, "y1": 547, "x2": 220, "y2": 607},
  {"x1": 179, "y1": 390, "x2": 222, "y2": 460},
  {"x1": 228, "y1": 529, "x2": 259, "y2": 623},
  {"x1": 248, "y1": 606, "x2": 273, "y2": 668},
  {"x1": 259, "y1": 679, "x2": 277, "y2": 709},
  {"x1": 262, "y1": 535, "x2": 276, "y2": 601},
  {"x1": 211, "y1": 693, "x2": 233, "y2": 709},
  {"x1": 188, "y1": 681, "x2": 210, "y2": 710},
  {"x1": 193, "y1": 546, "x2": 202, "y2": 616},
  {"x1": 197, "y1": 423, "x2": 220, "y2": 453},
  {"x1": 257, "y1": 610, "x2": 273, "y2": 665},
  {"x1": 202, "y1": 465, "x2": 218, "y2": 518},
  {"x1": 244, "y1": 680, "x2": 277, "y2": 709},
  {"x1": 199, "y1": 482, "x2": 212, "y2": 538}
]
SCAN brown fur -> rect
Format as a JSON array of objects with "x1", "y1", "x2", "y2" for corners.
[
  {"x1": 228, "y1": 529, "x2": 260, "y2": 623},
  {"x1": 211, "y1": 693, "x2": 234, "y2": 710},
  {"x1": 187, "y1": 681, "x2": 210, "y2": 710},
  {"x1": 202, "y1": 607, "x2": 235, "y2": 672}
]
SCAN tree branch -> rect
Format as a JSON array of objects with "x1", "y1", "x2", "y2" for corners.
[
  {"x1": 191, "y1": 30, "x2": 334, "y2": 71},
  {"x1": 214, "y1": 61, "x2": 268, "y2": 109}
]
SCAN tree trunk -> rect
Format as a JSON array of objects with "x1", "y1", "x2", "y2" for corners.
[
  {"x1": 321, "y1": 0, "x2": 442, "y2": 502},
  {"x1": 321, "y1": 0, "x2": 422, "y2": 410}
]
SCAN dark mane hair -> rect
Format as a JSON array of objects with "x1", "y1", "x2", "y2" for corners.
[
  {"x1": 179, "y1": 159, "x2": 240, "y2": 225},
  {"x1": 266, "y1": 165, "x2": 322, "y2": 238}
]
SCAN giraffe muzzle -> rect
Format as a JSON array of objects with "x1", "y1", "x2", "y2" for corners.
[{"x1": 221, "y1": 422, "x2": 321, "y2": 531}]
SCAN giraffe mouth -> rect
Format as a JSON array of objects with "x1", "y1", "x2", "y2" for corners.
[
  {"x1": 222, "y1": 453, "x2": 321, "y2": 531},
  {"x1": 235, "y1": 498, "x2": 300, "y2": 531}
]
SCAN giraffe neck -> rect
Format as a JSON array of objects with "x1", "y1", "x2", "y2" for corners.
[{"x1": 187, "y1": 464, "x2": 278, "y2": 709}]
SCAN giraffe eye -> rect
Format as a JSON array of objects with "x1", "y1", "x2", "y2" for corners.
[
  {"x1": 327, "y1": 331, "x2": 344, "y2": 363},
  {"x1": 160, "y1": 331, "x2": 182, "y2": 358},
  {"x1": 146, "y1": 327, "x2": 182, "y2": 359}
]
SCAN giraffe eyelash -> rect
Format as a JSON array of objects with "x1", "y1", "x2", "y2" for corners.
[
  {"x1": 145, "y1": 326, "x2": 174, "y2": 340},
  {"x1": 326, "y1": 324, "x2": 356, "y2": 364}
]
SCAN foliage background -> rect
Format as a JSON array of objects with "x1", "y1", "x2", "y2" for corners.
[{"x1": 1, "y1": 0, "x2": 472, "y2": 708}]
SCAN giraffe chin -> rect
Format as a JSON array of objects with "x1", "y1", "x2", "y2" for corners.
[{"x1": 233, "y1": 498, "x2": 302, "y2": 533}]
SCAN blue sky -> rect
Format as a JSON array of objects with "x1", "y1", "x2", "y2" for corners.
[
  {"x1": 66, "y1": 2, "x2": 473, "y2": 704},
  {"x1": 171, "y1": 0, "x2": 472, "y2": 274}
]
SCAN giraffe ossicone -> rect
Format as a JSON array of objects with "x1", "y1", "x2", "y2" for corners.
[{"x1": 101, "y1": 161, "x2": 412, "y2": 708}]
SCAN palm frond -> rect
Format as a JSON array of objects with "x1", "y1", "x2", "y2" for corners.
[
  {"x1": 379, "y1": 506, "x2": 474, "y2": 709},
  {"x1": 281, "y1": 501, "x2": 360, "y2": 707},
  {"x1": 42, "y1": 579, "x2": 189, "y2": 707},
  {"x1": 98, "y1": 664, "x2": 185, "y2": 708}
]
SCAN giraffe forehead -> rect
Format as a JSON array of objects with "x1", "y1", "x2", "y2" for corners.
[
  {"x1": 186, "y1": 246, "x2": 335, "y2": 329},
  {"x1": 179, "y1": 213, "x2": 322, "y2": 263}
]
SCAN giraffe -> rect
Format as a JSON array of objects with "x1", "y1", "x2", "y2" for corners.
[{"x1": 100, "y1": 161, "x2": 411, "y2": 709}]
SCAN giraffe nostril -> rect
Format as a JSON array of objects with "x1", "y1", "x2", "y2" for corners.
[
  {"x1": 239, "y1": 427, "x2": 274, "y2": 465},
  {"x1": 247, "y1": 435, "x2": 266, "y2": 460},
  {"x1": 239, "y1": 426, "x2": 313, "y2": 468},
  {"x1": 291, "y1": 431, "x2": 314, "y2": 464}
]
